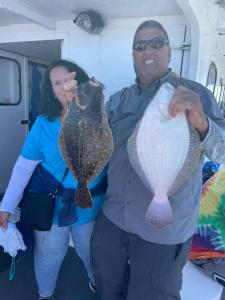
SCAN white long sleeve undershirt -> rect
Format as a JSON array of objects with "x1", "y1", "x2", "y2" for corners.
[{"x1": 0, "y1": 156, "x2": 41, "y2": 214}]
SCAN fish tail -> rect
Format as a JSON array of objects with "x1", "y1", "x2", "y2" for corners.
[
  {"x1": 74, "y1": 182, "x2": 92, "y2": 208},
  {"x1": 145, "y1": 196, "x2": 174, "y2": 228}
]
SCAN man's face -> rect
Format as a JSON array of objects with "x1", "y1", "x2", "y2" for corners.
[{"x1": 132, "y1": 27, "x2": 171, "y2": 85}]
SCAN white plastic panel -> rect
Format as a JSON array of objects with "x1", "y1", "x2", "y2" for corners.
[{"x1": 0, "y1": 50, "x2": 28, "y2": 193}]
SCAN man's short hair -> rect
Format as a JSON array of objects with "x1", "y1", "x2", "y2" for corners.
[{"x1": 133, "y1": 20, "x2": 170, "y2": 44}]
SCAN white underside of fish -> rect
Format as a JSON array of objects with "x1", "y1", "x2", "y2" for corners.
[{"x1": 128, "y1": 82, "x2": 191, "y2": 228}]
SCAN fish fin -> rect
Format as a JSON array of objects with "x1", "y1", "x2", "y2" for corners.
[
  {"x1": 145, "y1": 197, "x2": 174, "y2": 228},
  {"x1": 74, "y1": 182, "x2": 92, "y2": 208}
]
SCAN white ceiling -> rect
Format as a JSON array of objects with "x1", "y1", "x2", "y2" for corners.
[
  {"x1": 0, "y1": 0, "x2": 183, "y2": 28},
  {"x1": 0, "y1": 0, "x2": 183, "y2": 62},
  {"x1": 0, "y1": 1, "x2": 224, "y2": 63},
  {"x1": 0, "y1": 9, "x2": 28, "y2": 26},
  {"x1": 22, "y1": 0, "x2": 182, "y2": 18}
]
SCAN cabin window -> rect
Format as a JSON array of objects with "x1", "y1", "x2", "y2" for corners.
[
  {"x1": 206, "y1": 62, "x2": 217, "y2": 94},
  {"x1": 216, "y1": 78, "x2": 223, "y2": 103},
  {"x1": 218, "y1": 82, "x2": 225, "y2": 116},
  {"x1": 0, "y1": 56, "x2": 21, "y2": 105}
]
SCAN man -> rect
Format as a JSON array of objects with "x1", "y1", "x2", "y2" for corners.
[{"x1": 90, "y1": 20, "x2": 225, "y2": 300}]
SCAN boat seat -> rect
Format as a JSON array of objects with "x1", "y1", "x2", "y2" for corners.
[{"x1": 181, "y1": 260, "x2": 223, "y2": 300}]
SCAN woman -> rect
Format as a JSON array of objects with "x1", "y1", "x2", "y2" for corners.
[{"x1": 0, "y1": 59, "x2": 105, "y2": 299}]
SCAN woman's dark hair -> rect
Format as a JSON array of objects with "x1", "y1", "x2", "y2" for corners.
[
  {"x1": 40, "y1": 59, "x2": 89, "y2": 120},
  {"x1": 133, "y1": 20, "x2": 169, "y2": 44}
]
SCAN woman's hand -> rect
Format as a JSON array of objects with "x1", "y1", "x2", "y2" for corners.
[
  {"x1": 168, "y1": 85, "x2": 209, "y2": 139},
  {"x1": 0, "y1": 211, "x2": 10, "y2": 229},
  {"x1": 63, "y1": 72, "x2": 78, "y2": 106}
]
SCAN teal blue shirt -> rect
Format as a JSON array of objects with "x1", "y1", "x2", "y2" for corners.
[{"x1": 22, "y1": 115, "x2": 105, "y2": 226}]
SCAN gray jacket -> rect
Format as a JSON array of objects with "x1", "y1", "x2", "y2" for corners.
[{"x1": 103, "y1": 70, "x2": 225, "y2": 245}]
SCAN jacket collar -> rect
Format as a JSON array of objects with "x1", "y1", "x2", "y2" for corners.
[{"x1": 120, "y1": 69, "x2": 173, "y2": 114}]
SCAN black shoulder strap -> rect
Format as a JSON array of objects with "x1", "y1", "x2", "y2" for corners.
[{"x1": 60, "y1": 168, "x2": 69, "y2": 184}]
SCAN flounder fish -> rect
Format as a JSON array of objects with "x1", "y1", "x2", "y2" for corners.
[
  {"x1": 127, "y1": 82, "x2": 201, "y2": 228},
  {"x1": 58, "y1": 78, "x2": 113, "y2": 208}
]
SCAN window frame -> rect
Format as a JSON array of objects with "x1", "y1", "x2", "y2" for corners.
[
  {"x1": 0, "y1": 55, "x2": 22, "y2": 106},
  {"x1": 206, "y1": 62, "x2": 217, "y2": 95}
]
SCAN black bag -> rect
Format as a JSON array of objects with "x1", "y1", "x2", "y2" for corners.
[
  {"x1": 20, "y1": 190, "x2": 57, "y2": 231},
  {"x1": 20, "y1": 167, "x2": 68, "y2": 231}
]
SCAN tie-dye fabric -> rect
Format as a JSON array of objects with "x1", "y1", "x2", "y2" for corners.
[{"x1": 189, "y1": 166, "x2": 225, "y2": 260}]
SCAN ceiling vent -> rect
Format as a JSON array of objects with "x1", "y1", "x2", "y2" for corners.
[
  {"x1": 73, "y1": 10, "x2": 104, "y2": 35},
  {"x1": 215, "y1": 0, "x2": 225, "y2": 8}
]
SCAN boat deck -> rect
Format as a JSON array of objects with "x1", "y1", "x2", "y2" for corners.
[
  {"x1": 0, "y1": 245, "x2": 225, "y2": 300},
  {"x1": 0, "y1": 247, "x2": 99, "y2": 300}
]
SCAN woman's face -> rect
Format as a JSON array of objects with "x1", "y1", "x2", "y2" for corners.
[{"x1": 50, "y1": 66, "x2": 70, "y2": 109}]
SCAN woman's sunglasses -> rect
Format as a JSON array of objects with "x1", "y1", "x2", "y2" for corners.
[{"x1": 133, "y1": 37, "x2": 169, "y2": 52}]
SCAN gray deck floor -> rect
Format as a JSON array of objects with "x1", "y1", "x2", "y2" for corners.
[
  {"x1": 1, "y1": 247, "x2": 225, "y2": 300},
  {"x1": 0, "y1": 247, "x2": 100, "y2": 300}
]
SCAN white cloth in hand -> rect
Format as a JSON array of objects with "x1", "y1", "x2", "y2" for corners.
[{"x1": 0, "y1": 221, "x2": 26, "y2": 257}]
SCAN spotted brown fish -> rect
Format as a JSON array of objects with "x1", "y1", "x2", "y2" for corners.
[{"x1": 58, "y1": 78, "x2": 113, "y2": 208}]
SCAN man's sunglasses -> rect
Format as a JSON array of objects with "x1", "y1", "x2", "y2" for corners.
[{"x1": 133, "y1": 37, "x2": 169, "y2": 52}]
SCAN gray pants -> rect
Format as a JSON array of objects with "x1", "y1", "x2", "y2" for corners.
[{"x1": 91, "y1": 213, "x2": 192, "y2": 300}]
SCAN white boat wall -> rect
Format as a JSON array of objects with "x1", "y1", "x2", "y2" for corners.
[
  {"x1": 0, "y1": 0, "x2": 225, "y2": 193},
  {"x1": 0, "y1": 1, "x2": 225, "y2": 299}
]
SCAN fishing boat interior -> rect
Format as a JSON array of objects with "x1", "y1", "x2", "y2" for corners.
[{"x1": 0, "y1": 0, "x2": 225, "y2": 299}]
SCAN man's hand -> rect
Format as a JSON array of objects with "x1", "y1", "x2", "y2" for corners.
[
  {"x1": 63, "y1": 72, "x2": 78, "y2": 106},
  {"x1": 168, "y1": 85, "x2": 209, "y2": 139},
  {"x1": 0, "y1": 211, "x2": 10, "y2": 230}
]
